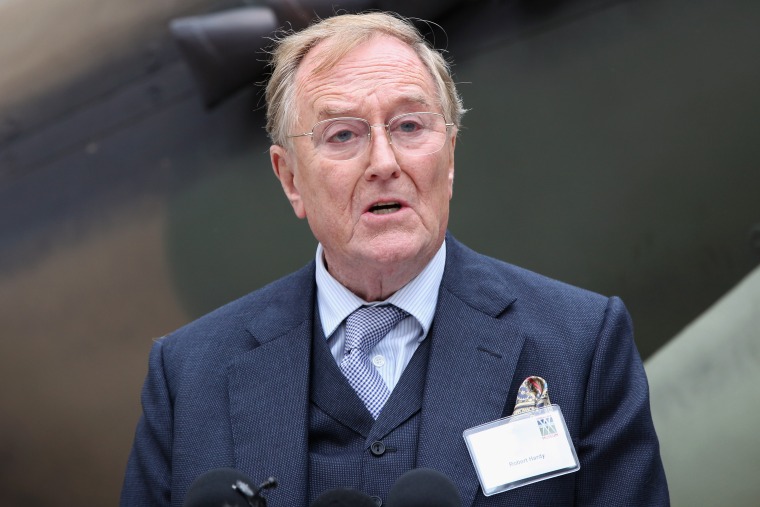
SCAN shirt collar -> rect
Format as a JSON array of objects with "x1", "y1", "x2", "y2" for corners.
[{"x1": 315, "y1": 240, "x2": 446, "y2": 340}]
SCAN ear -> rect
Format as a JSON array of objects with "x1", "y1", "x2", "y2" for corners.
[
  {"x1": 447, "y1": 131, "x2": 457, "y2": 198},
  {"x1": 270, "y1": 144, "x2": 306, "y2": 219}
]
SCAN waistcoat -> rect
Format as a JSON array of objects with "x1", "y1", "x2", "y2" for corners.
[{"x1": 308, "y1": 315, "x2": 432, "y2": 505}]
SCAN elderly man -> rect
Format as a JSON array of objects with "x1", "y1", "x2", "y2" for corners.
[{"x1": 122, "y1": 12, "x2": 668, "y2": 506}]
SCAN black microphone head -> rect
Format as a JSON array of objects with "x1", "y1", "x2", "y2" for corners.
[
  {"x1": 387, "y1": 468, "x2": 462, "y2": 507},
  {"x1": 311, "y1": 488, "x2": 378, "y2": 507},
  {"x1": 184, "y1": 467, "x2": 256, "y2": 507}
]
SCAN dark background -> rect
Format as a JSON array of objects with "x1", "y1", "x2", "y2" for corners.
[{"x1": 1, "y1": 0, "x2": 758, "y2": 505}]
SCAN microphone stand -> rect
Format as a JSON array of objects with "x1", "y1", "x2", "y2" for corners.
[{"x1": 232, "y1": 476, "x2": 278, "y2": 507}]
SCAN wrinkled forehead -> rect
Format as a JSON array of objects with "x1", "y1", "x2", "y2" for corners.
[
  {"x1": 292, "y1": 34, "x2": 437, "y2": 117},
  {"x1": 299, "y1": 32, "x2": 410, "y2": 78}
]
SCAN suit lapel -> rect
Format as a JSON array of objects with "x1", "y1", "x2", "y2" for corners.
[
  {"x1": 417, "y1": 237, "x2": 526, "y2": 506},
  {"x1": 227, "y1": 266, "x2": 315, "y2": 506}
]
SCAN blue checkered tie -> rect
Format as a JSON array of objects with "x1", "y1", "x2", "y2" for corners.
[{"x1": 340, "y1": 305, "x2": 408, "y2": 419}]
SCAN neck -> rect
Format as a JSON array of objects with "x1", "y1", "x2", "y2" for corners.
[{"x1": 323, "y1": 252, "x2": 435, "y2": 302}]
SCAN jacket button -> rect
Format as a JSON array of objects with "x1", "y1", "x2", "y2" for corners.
[
  {"x1": 370, "y1": 495, "x2": 382, "y2": 506},
  {"x1": 370, "y1": 441, "x2": 386, "y2": 456}
]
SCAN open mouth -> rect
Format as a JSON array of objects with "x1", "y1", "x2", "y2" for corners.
[{"x1": 368, "y1": 202, "x2": 402, "y2": 215}]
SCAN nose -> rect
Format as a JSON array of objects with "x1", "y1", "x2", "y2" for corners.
[{"x1": 365, "y1": 124, "x2": 400, "y2": 180}]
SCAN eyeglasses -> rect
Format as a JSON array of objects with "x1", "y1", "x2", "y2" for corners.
[{"x1": 287, "y1": 112, "x2": 454, "y2": 161}]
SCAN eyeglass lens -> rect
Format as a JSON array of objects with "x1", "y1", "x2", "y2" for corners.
[{"x1": 313, "y1": 113, "x2": 449, "y2": 160}]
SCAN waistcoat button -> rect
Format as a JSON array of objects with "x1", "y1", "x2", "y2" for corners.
[{"x1": 370, "y1": 440, "x2": 386, "y2": 456}]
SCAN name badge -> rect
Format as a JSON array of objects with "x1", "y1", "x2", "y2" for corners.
[{"x1": 463, "y1": 405, "x2": 579, "y2": 496}]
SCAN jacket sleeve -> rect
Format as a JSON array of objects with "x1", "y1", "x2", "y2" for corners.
[
  {"x1": 575, "y1": 296, "x2": 669, "y2": 505},
  {"x1": 121, "y1": 338, "x2": 173, "y2": 507}
]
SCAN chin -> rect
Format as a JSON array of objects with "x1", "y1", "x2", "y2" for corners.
[{"x1": 359, "y1": 233, "x2": 436, "y2": 267}]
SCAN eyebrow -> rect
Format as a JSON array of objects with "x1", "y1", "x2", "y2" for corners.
[
  {"x1": 317, "y1": 106, "x2": 355, "y2": 119},
  {"x1": 316, "y1": 94, "x2": 433, "y2": 121}
]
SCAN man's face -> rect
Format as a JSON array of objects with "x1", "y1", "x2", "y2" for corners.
[{"x1": 271, "y1": 35, "x2": 456, "y2": 296}]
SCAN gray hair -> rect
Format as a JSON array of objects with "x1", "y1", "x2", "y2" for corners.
[{"x1": 265, "y1": 12, "x2": 465, "y2": 147}]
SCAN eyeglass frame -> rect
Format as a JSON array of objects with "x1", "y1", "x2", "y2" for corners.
[{"x1": 286, "y1": 112, "x2": 455, "y2": 159}]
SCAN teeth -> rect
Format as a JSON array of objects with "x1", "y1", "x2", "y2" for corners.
[{"x1": 370, "y1": 202, "x2": 401, "y2": 214}]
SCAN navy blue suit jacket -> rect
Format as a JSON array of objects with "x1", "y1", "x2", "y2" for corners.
[{"x1": 121, "y1": 236, "x2": 668, "y2": 506}]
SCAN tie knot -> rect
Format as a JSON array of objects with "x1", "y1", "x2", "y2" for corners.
[{"x1": 344, "y1": 305, "x2": 407, "y2": 354}]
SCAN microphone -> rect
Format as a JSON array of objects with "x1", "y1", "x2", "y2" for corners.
[
  {"x1": 183, "y1": 468, "x2": 277, "y2": 507},
  {"x1": 386, "y1": 468, "x2": 462, "y2": 507},
  {"x1": 311, "y1": 488, "x2": 378, "y2": 507}
]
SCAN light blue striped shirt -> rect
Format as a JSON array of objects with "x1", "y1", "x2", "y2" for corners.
[{"x1": 315, "y1": 240, "x2": 446, "y2": 391}]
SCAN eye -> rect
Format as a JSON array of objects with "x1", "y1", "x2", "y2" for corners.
[
  {"x1": 328, "y1": 129, "x2": 355, "y2": 143},
  {"x1": 393, "y1": 118, "x2": 424, "y2": 134},
  {"x1": 321, "y1": 119, "x2": 365, "y2": 144}
]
